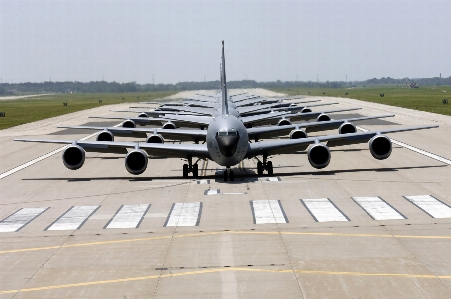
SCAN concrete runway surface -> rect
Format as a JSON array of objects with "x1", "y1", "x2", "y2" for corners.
[{"x1": 1, "y1": 89, "x2": 450, "y2": 298}]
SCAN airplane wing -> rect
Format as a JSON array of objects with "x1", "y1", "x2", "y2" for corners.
[
  {"x1": 246, "y1": 125, "x2": 438, "y2": 157},
  {"x1": 57, "y1": 126, "x2": 208, "y2": 141},
  {"x1": 14, "y1": 139, "x2": 210, "y2": 159},
  {"x1": 246, "y1": 114, "x2": 395, "y2": 140},
  {"x1": 160, "y1": 114, "x2": 213, "y2": 126}
]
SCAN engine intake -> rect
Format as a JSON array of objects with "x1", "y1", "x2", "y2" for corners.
[
  {"x1": 316, "y1": 113, "x2": 331, "y2": 122},
  {"x1": 301, "y1": 107, "x2": 312, "y2": 113},
  {"x1": 122, "y1": 120, "x2": 136, "y2": 128},
  {"x1": 277, "y1": 118, "x2": 292, "y2": 126},
  {"x1": 369, "y1": 135, "x2": 392, "y2": 160},
  {"x1": 289, "y1": 129, "x2": 308, "y2": 139},
  {"x1": 338, "y1": 122, "x2": 357, "y2": 134},
  {"x1": 307, "y1": 143, "x2": 331, "y2": 169},
  {"x1": 138, "y1": 113, "x2": 149, "y2": 118},
  {"x1": 146, "y1": 134, "x2": 164, "y2": 143},
  {"x1": 162, "y1": 122, "x2": 176, "y2": 129},
  {"x1": 62, "y1": 145, "x2": 85, "y2": 170},
  {"x1": 97, "y1": 130, "x2": 114, "y2": 142},
  {"x1": 125, "y1": 149, "x2": 148, "y2": 175}
]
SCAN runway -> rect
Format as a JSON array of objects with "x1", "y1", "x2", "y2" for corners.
[{"x1": 1, "y1": 89, "x2": 450, "y2": 298}]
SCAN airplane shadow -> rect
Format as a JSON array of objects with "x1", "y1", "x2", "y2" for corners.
[{"x1": 21, "y1": 164, "x2": 446, "y2": 183}]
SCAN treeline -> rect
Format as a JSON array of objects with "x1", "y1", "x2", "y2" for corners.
[{"x1": 1, "y1": 76, "x2": 450, "y2": 95}]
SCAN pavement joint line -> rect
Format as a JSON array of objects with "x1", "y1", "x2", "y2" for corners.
[
  {"x1": 356, "y1": 126, "x2": 451, "y2": 165},
  {"x1": 1, "y1": 267, "x2": 451, "y2": 295},
  {"x1": 0, "y1": 123, "x2": 123, "y2": 180},
  {"x1": 1, "y1": 230, "x2": 451, "y2": 255}
]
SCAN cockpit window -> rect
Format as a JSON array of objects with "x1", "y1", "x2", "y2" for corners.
[{"x1": 216, "y1": 130, "x2": 238, "y2": 136}]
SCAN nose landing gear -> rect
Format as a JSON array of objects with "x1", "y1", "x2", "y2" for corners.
[
  {"x1": 257, "y1": 154, "x2": 273, "y2": 175},
  {"x1": 223, "y1": 167, "x2": 235, "y2": 182},
  {"x1": 182, "y1": 156, "x2": 199, "y2": 178}
]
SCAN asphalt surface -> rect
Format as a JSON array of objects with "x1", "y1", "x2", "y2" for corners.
[{"x1": 1, "y1": 89, "x2": 450, "y2": 298}]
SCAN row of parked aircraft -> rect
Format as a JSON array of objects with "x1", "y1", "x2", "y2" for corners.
[{"x1": 16, "y1": 42, "x2": 438, "y2": 181}]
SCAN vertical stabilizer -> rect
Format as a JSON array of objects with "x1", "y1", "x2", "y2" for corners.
[{"x1": 221, "y1": 41, "x2": 229, "y2": 115}]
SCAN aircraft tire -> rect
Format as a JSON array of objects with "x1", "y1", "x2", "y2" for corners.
[
  {"x1": 193, "y1": 164, "x2": 199, "y2": 178},
  {"x1": 257, "y1": 162, "x2": 263, "y2": 175},
  {"x1": 229, "y1": 170, "x2": 235, "y2": 181},
  {"x1": 267, "y1": 161, "x2": 273, "y2": 175},
  {"x1": 183, "y1": 164, "x2": 189, "y2": 178},
  {"x1": 223, "y1": 170, "x2": 228, "y2": 181}
]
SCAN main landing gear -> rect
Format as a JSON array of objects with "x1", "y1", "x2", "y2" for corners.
[
  {"x1": 257, "y1": 154, "x2": 273, "y2": 175},
  {"x1": 223, "y1": 166, "x2": 235, "y2": 182},
  {"x1": 183, "y1": 156, "x2": 199, "y2": 178}
]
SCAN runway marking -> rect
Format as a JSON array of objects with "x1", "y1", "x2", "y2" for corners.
[
  {"x1": 301, "y1": 198, "x2": 349, "y2": 222},
  {"x1": 404, "y1": 195, "x2": 451, "y2": 218},
  {"x1": 0, "y1": 123, "x2": 123, "y2": 180},
  {"x1": 261, "y1": 177, "x2": 281, "y2": 182},
  {"x1": 251, "y1": 200, "x2": 288, "y2": 224},
  {"x1": 353, "y1": 197, "x2": 406, "y2": 220},
  {"x1": 357, "y1": 126, "x2": 451, "y2": 165},
  {"x1": 104, "y1": 204, "x2": 150, "y2": 229},
  {"x1": 46, "y1": 206, "x2": 100, "y2": 231},
  {"x1": 0, "y1": 207, "x2": 49, "y2": 232},
  {"x1": 1, "y1": 230, "x2": 451, "y2": 255},
  {"x1": 197, "y1": 179, "x2": 210, "y2": 184},
  {"x1": 1, "y1": 267, "x2": 451, "y2": 295},
  {"x1": 164, "y1": 202, "x2": 202, "y2": 227},
  {"x1": 204, "y1": 189, "x2": 220, "y2": 195}
]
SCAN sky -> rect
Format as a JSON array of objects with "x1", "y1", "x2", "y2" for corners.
[{"x1": 1, "y1": 0, "x2": 450, "y2": 84}]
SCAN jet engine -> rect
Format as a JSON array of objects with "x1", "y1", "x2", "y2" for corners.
[
  {"x1": 369, "y1": 135, "x2": 392, "y2": 160},
  {"x1": 162, "y1": 122, "x2": 176, "y2": 129},
  {"x1": 301, "y1": 107, "x2": 312, "y2": 113},
  {"x1": 62, "y1": 145, "x2": 85, "y2": 170},
  {"x1": 316, "y1": 113, "x2": 331, "y2": 122},
  {"x1": 122, "y1": 120, "x2": 136, "y2": 128},
  {"x1": 138, "y1": 113, "x2": 149, "y2": 118},
  {"x1": 289, "y1": 129, "x2": 308, "y2": 139},
  {"x1": 307, "y1": 143, "x2": 331, "y2": 169},
  {"x1": 146, "y1": 134, "x2": 164, "y2": 143},
  {"x1": 96, "y1": 130, "x2": 114, "y2": 142},
  {"x1": 125, "y1": 149, "x2": 148, "y2": 175},
  {"x1": 277, "y1": 118, "x2": 292, "y2": 126},
  {"x1": 338, "y1": 122, "x2": 357, "y2": 134}
]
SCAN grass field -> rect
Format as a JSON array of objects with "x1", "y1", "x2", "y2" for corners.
[
  {"x1": 268, "y1": 86, "x2": 451, "y2": 116},
  {"x1": 0, "y1": 91, "x2": 177, "y2": 130}
]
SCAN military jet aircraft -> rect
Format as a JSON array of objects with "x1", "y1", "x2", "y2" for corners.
[{"x1": 15, "y1": 41, "x2": 438, "y2": 181}]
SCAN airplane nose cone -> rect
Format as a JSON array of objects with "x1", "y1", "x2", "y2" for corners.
[{"x1": 215, "y1": 135, "x2": 240, "y2": 157}]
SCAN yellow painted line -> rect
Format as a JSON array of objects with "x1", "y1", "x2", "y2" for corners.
[
  {"x1": 201, "y1": 159, "x2": 209, "y2": 177},
  {"x1": 1, "y1": 230, "x2": 450, "y2": 255},
  {"x1": 1, "y1": 267, "x2": 451, "y2": 295}
]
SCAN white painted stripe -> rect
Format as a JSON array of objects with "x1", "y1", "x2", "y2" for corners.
[
  {"x1": 46, "y1": 206, "x2": 99, "y2": 230},
  {"x1": 0, "y1": 207, "x2": 48, "y2": 232},
  {"x1": 0, "y1": 123, "x2": 122, "y2": 179},
  {"x1": 105, "y1": 204, "x2": 150, "y2": 229},
  {"x1": 205, "y1": 189, "x2": 220, "y2": 195},
  {"x1": 357, "y1": 126, "x2": 451, "y2": 165},
  {"x1": 301, "y1": 198, "x2": 349, "y2": 222},
  {"x1": 353, "y1": 197, "x2": 405, "y2": 220},
  {"x1": 251, "y1": 200, "x2": 287, "y2": 224},
  {"x1": 165, "y1": 202, "x2": 202, "y2": 227},
  {"x1": 405, "y1": 195, "x2": 451, "y2": 218}
]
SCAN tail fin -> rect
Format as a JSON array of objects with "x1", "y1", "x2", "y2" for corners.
[{"x1": 221, "y1": 41, "x2": 229, "y2": 115}]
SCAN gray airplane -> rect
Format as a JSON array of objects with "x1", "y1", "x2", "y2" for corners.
[{"x1": 15, "y1": 42, "x2": 438, "y2": 181}]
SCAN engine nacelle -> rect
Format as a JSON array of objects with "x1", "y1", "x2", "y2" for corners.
[
  {"x1": 307, "y1": 143, "x2": 331, "y2": 169},
  {"x1": 277, "y1": 118, "x2": 292, "y2": 126},
  {"x1": 146, "y1": 134, "x2": 164, "y2": 143},
  {"x1": 338, "y1": 122, "x2": 357, "y2": 134},
  {"x1": 316, "y1": 113, "x2": 331, "y2": 122},
  {"x1": 369, "y1": 135, "x2": 392, "y2": 160},
  {"x1": 125, "y1": 149, "x2": 148, "y2": 175},
  {"x1": 162, "y1": 122, "x2": 176, "y2": 129},
  {"x1": 138, "y1": 113, "x2": 149, "y2": 118},
  {"x1": 62, "y1": 145, "x2": 85, "y2": 170},
  {"x1": 289, "y1": 129, "x2": 308, "y2": 139},
  {"x1": 301, "y1": 107, "x2": 312, "y2": 113},
  {"x1": 96, "y1": 130, "x2": 114, "y2": 142},
  {"x1": 122, "y1": 119, "x2": 136, "y2": 128}
]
